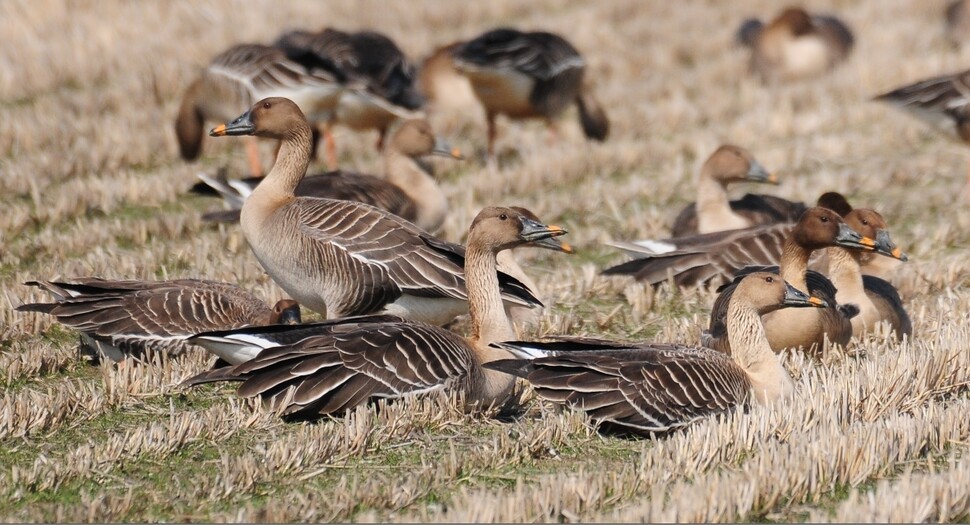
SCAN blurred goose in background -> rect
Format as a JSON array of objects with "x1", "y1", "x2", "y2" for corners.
[
  {"x1": 701, "y1": 207, "x2": 907, "y2": 355},
  {"x1": 739, "y1": 6, "x2": 854, "y2": 82},
  {"x1": 668, "y1": 145, "x2": 799, "y2": 237},
  {"x1": 15, "y1": 278, "x2": 300, "y2": 363},
  {"x1": 601, "y1": 206, "x2": 893, "y2": 289},
  {"x1": 197, "y1": 118, "x2": 462, "y2": 233},
  {"x1": 484, "y1": 273, "x2": 825, "y2": 435},
  {"x1": 452, "y1": 28, "x2": 609, "y2": 159},
  {"x1": 183, "y1": 207, "x2": 572, "y2": 417},
  {"x1": 874, "y1": 68, "x2": 970, "y2": 200},
  {"x1": 175, "y1": 43, "x2": 343, "y2": 176},
  {"x1": 209, "y1": 97, "x2": 550, "y2": 325},
  {"x1": 946, "y1": 0, "x2": 970, "y2": 46},
  {"x1": 275, "y1": 28, "x2": 424, "y2": 168},
  {"x1": 416, "y1": 41, "x2": 480, "y2": 120}
]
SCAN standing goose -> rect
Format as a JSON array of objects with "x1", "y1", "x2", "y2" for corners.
[
  {"x1": 198, "y1": 118, "x2": 462, "y2": 233},
  {"x1": 742, "y1": 6, "x2": 854, "y2": 82},
  {"x1": 275, "y1": 28, "x2": 424, "y2": 168},
  {"x1": 209, "y1": 97, "x2": 544, "y2": 325},
  {"x1": 452, "y1": 28, "x2": 609, "y2": 158},
  {"x1": 15, "y1": 278, "x2": 300, "y2": 363},
  {"x1": 483, "y1": 273, "x2": 825, "y2": 435},
  {"x1": 602, "y1": 207, "x2": 890, "y2": 289},
  {"x1": 667, "y1": 145, "x2": 805, "y2": 237},
  {"x1": 175, "y1": 43, "x2": 343, "y2": 176},
  {"x1": 183, "y1": 207, "x2": 572, "y2": 417}
]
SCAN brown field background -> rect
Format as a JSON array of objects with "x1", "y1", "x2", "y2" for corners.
[{"x1": 2, "y1": 0, "x2": 970, "y2": 522}]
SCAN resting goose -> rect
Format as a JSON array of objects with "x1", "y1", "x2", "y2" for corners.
[
  {"x1": 209, "y1": 97, "x2": 546, "y2": 325},
  {"x1": 175, "y1": 43, "x2": 343, "y2": 176},
  {"x1": 15, "y1": 278, "x2": 300, "y2": 363},
  {"x1": 812, "y1": 191, "x2": 904, "y2": 281},
  {"x1": 198, "y1": 118, "x2": 462, "y2": 232},
  {"x1": 602, "y1": 206, "x2": 890, "y2": 289},
  {"x1": 742, "y1": 6, "x2": 854, "y2": 82},
  {"x1": 874, "y1": 68, "x2": 970, "y2": 199},
  {"x1": 275, "y1": 28, "x2": 424, "y2": 168},
  {"x1": 183, "y1": 206, "x2": 572, "y2": 417},
  {"x1": 667, "y1": 145, "x2": 805, "y2": 237},
  {"x1": 452, "y1": 28, "x2": 609, "y2": 158},
  {"x1": 483, "y1": 273, "x2": 825, "y2": 435}
]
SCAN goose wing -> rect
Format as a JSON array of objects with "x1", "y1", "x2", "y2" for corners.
[
  {"x1": 208, "y1": 44, "x2": 340, "y2": 99},
  {"x1": 875, "y1": 69, "x2": 970, "y2": 131},
  {"x1": 184, "y1": 318, "x2": 473, "y2": 418},
  {"x1": 863, "y1": 275, "x2": 912, "y2": 339},
  {"x1": 670, "y1": 194, "x2": 806, "y2": 237},
  {"x1": 487, "y1": 342, "x2": 750, "y2": 434}
]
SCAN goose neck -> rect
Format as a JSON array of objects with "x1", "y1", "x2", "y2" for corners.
[
  {"x1": 727, "y1": 301, "x2": 793, "y2": 403},
  {"x1": 779, "y1": 237, "x2": 810, "y2": 291},
  {"x1": 465, "y1": 244, "x2": 515, "y2": 351}
]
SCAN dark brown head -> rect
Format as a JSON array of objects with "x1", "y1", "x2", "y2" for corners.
[
  {"x1": 268, "y1": 299, "x2": 302, "y2": 325},
  {"x1": 209, "y1": 97, "x2": 310, "y2": 141},
  {"x1": 816, "y1": 191, "x2": 853, "y2": 216},
  {"x1": 844, "y1": 209, "x2": 908, "y2": 261},
  {"x1": 733, "y1": 271, "x2": 827, "y2": 315},
  {"x1": 389, "y1": 119, "x2": 463, "y2": 159},
  {"x1": 773, "y1": 7, "x2": 815, "y2": 36},
  {"x1": 791, "y1": 206, "x2": 878, "y2": 252},
  {"x1": 703, "y1": 145, "x2": 777, "y2": 185},
  {"x1": 468, "y1": 206, "x2": 573, "y2": 254}
]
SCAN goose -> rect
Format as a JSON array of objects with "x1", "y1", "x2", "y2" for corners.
[
  {"x1": 741, "y1": 6, "x2": 854, "y2": 82},
  {"x1": 209, "y1": 96, "x2": 551, "y2": 325},
  {"x1": 175, "y1": 43, "x2": 343, "y2": 176},
  {"x1": 811, "y1": 191, "x2": 904, "y2": 281},
  {"x1": 274, "y1": 28, "x2": 424, "y2": 168},
  {"x1": 182, "y1": 206, "x2": 572, "y2": 417},
  {"x1": 667, "y1": 144, "x2": 805, "y2": 237},
  {"x1": 873, "y1": 68, "x2": 970, "y2": 200},
  {"x1": 452, "y1": 28, "x2": 609, "y2": 158},
  {"x1": 601, "y1": 207, "x2": 894, "y2": 289},
  {"x1": 197, "y1": 118, "x2": 462, "y2": 233},
  {"x1": 482, "y1": 273, "x2": 825, "y2": 435},
  {"x1": 946, "y1": 0, "x2": 970, "y2": 46},
  {"x1": 416, "y1": 41, "x2": 480, "y2": 117},
  {"x1": 15, "y1": 278, "x2": 300, "y2": 363}
]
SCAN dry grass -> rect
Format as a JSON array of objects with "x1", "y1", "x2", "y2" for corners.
[{"x1": 2, "y1": 0, "x2": 970, "y2": 521}]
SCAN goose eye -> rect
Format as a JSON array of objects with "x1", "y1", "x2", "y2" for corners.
[
  {"x1": 861, "y1": 219, "x2": 869, "y2": 225},
  {"x1": 820, "y1": 216, "x2": 829, "y2": 222},
  {"x1": 499, "y1": 213, "x2": 508, "y2": 221},
  {"x1": 765, "y1": 276, "x2": 774, "y2": 283},
  {"x1": 263, "y1": 101, "x2": 271, "y2": 109}
]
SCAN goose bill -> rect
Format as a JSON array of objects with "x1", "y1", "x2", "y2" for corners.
[
  {"x1": 520, "y1": 219, "x2": 573, "y2": 253},
  {"x1": 746, "y1": 160, "x2": 777, "y2": 184},
  {"x1": 783, "y1": 282, "x2": 828, "y2": 308},
  {"x1": 875, "y1": 230, "x2": 909, "y2": 261},
  {"x1": 210, "y1": 110, "x2": 255, "y2": 137},
  {"x1": 834, "y1": 223, "x2": 877, "y2": 251},
  {"x1": 432, "y1": 138, "x2": 464, "y2": 160}
]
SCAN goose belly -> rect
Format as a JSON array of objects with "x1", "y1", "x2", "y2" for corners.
[
  {"x1": 258, "y1": 84, "x2": 343, "y2": 123},
  {"x1": 464, "y1": 68, "x2": 538, "y2": 118},
  {"x1": 762, "y1": 307, "x2": 828, "y2": 353},
  {"x1": 381, "y1": 295, "x2": 468, "y2": 326},
  {"x1": 779, "y1": 36, "x2": 832, "y2": 78}
]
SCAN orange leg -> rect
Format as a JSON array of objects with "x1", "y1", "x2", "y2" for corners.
[
  {"x1": 246, "y1": 137, "x2": 263, "y2": 177},
  {"x1": 324, "y1": 123, "x2": 338, "y2": 170},
  {"x1": 375, "y1": 127, "x2": 387, "y2": 151}
]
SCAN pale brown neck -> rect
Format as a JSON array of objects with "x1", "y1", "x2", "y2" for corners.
[
  {"x1": 252, "y1": 124, "x2": 313, "y2": 199},
  {"x1": 727, "y1": 301, "x2": 793, "y2": 403},
  {"x1": 465, "y1": 243, "x2": 515, "y2": 353},
  {"x1": 696, "y1": 168, "x2": 747, "y2": 232},
  {"x1": 779, "y1": 238, "x2": 810, "y2": 291},
  {"x1": 826, "y1": 247, "x2": 865, "y2": 299},
  {"x1": 384, "y1": 150, "x2": 447, "y2": 231}
]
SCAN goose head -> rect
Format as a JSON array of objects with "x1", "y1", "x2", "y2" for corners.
[
  {"x1": 772, "y1": 7, "x2": 815, "y2": 37},
  {"x1": 210, "y1": 97, "x2": 309, "y2": 140},
  {"x1": 816, "y1": 191, "x2": 853, "y2": 217},
  {"x1": 705, "y1": 145, "x2": 777, "y2": 185},
  {"x1": 269, "y1": 299, "x2": 302, "y2": 325},
  {"x1": 843, "y1": 209, "x2": 908, "y2": 261},
  {"x1": 791, "y1": 206, "x2": 878, "y2": 252},
  {"x1": 390, "y1": 119, "x2": 463, "y2": 159},
  {"x1": 468, "y1": 206, "x2": 573, "y2": 254},
  {"x1": 734, "y1": 271, "x2": 827, "y2": 315}
]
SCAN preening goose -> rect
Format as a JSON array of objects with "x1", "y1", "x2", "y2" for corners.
[
  {"x1": 275, "y1": 28, "x2": 424, "y2": 168},
  {"x1": 742, "y1": 6, "x2": 854, "y2": 82},
  {"x1": 483, "y1": 273, "x2": 825, "y2": 435},
  {"x1": 602, "y1": 206, "x2": 889, "y2": 289},
  {"x1": 15, "y1": 278, "x2": 300, "y2": 363},
  {"x1": 210, "y1": 97, "x2": 545, "y2": 325},
  {"x1": 666, "y1": 145, "x2": 805, "y2": 237},
  {"x1": 452, "y1": 28, "x2": 609, "y2": 158},
  {"x1": 198, "y1": 118, "x2": 462, "y2": 232},
  {"x1": 183, "y1": 207, "x2": 572, "y2": 417},
  {"x1": 874, "y1": 68, "x2": 970, "y2": 199},
  {"x1": 175, "y1": 43, "x2": 343, "y2": 176},
  {"x1": 701, "y1": 208, "x2": 907, "y2": 355}
]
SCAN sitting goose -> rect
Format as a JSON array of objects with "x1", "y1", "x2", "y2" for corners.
[
  {"x1": 601, "y1": 207, "x2": 891, "y2": 289},
  {"x1": 15, "y1": 278, "x2": 300, "y2": 363},
  {"x1": 483, "y1": 273, "x2": 825, "y2": 435},
  {"x1": 175, "y1": 43, "x2": 343, "y2": 176},
  {"x1": 811, "y1": 191, "x2": 904, "y2": 281},
  {"x1": 198, "y1": 118, "x2": 462, "y2": 233},
  {"x1": 209, "y1": 97, "x2": 546, "y2": 325},
  {"x1": 741, "y1": 6, "x2": 854, "y2": 82},
  {"x1": 452, "y1": 28, "x2": 609, "y2": 158},
  {"x1": 666, "y1": 145, "x2": 805, "y2": 238},
  {"x1": 183, "y1": 207, "x2": 572, "y2": 417}
]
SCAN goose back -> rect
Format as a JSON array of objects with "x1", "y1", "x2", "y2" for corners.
[{"x1": 672, "y1": 194, "x2": 807, "y2": 237}]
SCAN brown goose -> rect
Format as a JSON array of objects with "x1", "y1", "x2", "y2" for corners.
[
  {"x1": 602, "y1": 207, "x2": 891, "y2": 289},
  {"x1": 452, "y1": 28, "x2": 609, "y2": 158},
  {"x1": 483, "y1": 273, "x2": 825, "y2": 435},
  {"x1": 416, "y1": 41, "x2": 480, "y2": 116},
  {"x1": 183, "y1": 207, "x2": 572, "y2": 417},
  {"x1": 209, "y1": 97, "x2": 547, "y2": 325},
  {"x1": 15, "y1": 278, "x2": 300, "y2": 363},
  {"x1": 812, "y1": 191, "x2": 904, "y2": 281},
  {"x1": 198, "y1": 118, "x2": 462, "y2": 232},
  {"x1": 667, "y1": 145, "x2": 805, "y2": 237},
  {"x1": 175, "y1": 43, "x2": 343, "y2": 176},
  {"x1": 742, "y1": 6, "x2": 854, "y2": 82}
]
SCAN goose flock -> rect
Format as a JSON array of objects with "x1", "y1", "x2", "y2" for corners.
[{"x1": 18, "y1": 3, "x2": 962, "y2": 439}]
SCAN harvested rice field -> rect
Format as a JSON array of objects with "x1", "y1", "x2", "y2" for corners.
[{"x1": 3, "y1": 0, "x2": 970, "y2": 522}]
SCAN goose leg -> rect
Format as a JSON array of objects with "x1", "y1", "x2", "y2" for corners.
[
  {"x1": 246, "y1": 137, "x2": 263, "y2": 177},
  {"x1": 486, "y1": 112, "x2": 498, "y2": 160},
  {"x1": 545, "y1": 119, "x2": 561, "y2": 147},
  {"x1": 324, "y1": 122, "x2": 338, "y2": 170},
  {"x1": 375, "y1": 127, "x2": 387, "y2": 151}
]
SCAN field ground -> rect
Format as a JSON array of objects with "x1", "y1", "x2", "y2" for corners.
[{"x1": 2, "y1": 0, "x2": 970, "y2": 522}]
